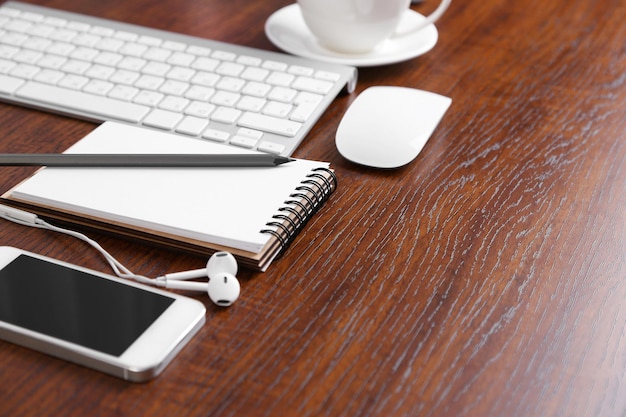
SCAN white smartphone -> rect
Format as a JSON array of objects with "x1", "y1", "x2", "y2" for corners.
[{"x1": 0, "y1": 246, "x2": 206, "y2": 382}]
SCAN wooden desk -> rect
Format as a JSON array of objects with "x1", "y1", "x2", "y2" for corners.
[{"x1": 1, "y1": 0, "x2": 624, "y2": 416}]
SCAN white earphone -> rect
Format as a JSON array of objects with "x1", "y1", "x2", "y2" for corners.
[
  {"x1": 0, "y1": 204, "x2": 241, "y2": 307},
  {"x1": 156, "y1": 252, "x2": 240, "y2": 307}
]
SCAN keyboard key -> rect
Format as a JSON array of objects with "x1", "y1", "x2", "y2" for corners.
[
  {"x1": 236, "y1": 55, "x2": 261, "y2": 66},
  {"x1": 159, "y1": 80, "x2": 189, "y2": 96},
  {"x1": 191, "y1": 71, "x2": 219, "y2": 87},
  {"x1": 83, "y1": 79, "x2": 113, "y2": 95},
  {"x1": 230, "y1": 135, "x2": 258, "y2": 149},
  {"x1": 32, "y1": 69, "x2": 62, "y2": 84},
  {"x1": 236, "y1": 96, "x2": 266, "y2": 112},
  {"x1": 242, "y1": 81, "x2": 271, "y2": 97},
  {"x1": 237, "y1": 127, "x2": 263, "y2": 140},
  {"x1": 166, "y1": 66, "x2": 195, "y2": 81},
  {"x1": 110, "y1": 69, "x2": 140, "y2": 85},
  {"x1": 60, "y1": 59, "x2": 90, "y2": 74},
  {"x1": 133, "y1": 90, "x2": 163, "y2": 106},
  {"x1": 167, "y1": 52, "x2": 195, "y2": 66},
  {"x1": 137, "y1": 35, "x2": 161, "y2": 46},
  {"x1": 315, "y1": 70, "x2": 341, "y2": 82},
  {"x1": 22, "y1": 12, "x2": 44, "y2": 23},
  {"x1": 268, "y1": 86, "x2": 297, "y2": 103},
  {"x1": 158, "y1": 95, "x2": 189, "y2": 112},
  {"x1": 262, "y1": 60, "x2": 287, "y2": 71},
  {"x1": 216, "y1": 76, "x2": 245, "y2": 92},
  {"x1": 187, "y1": 45, "x2": 211, "y2": 56},
  {"x1": 295, "y1": 91, "x2": 324, "y2": 105},
  {"x1": 67, "y1": 21, "x2": 90, "y2": 32},
  {"x1": 84, "y1": 64, "x2": 115, "y2": 80},
  {"x1": 292, "y1": 76, "x2": 333, "y2": 94},
  {"x1": 119, "y1": 42, "x2": 148, "y2": 57},
  {"x1": 184, "y1": 85, "x2": 215, "y2": 101},
  {"x1": 175, "y1": 116, "x2": 209, "y2": 136},
  {"x1": 184, "y1": 101, "x2": 215, "y2": 118},
  {"x1": 290, "y1": 102, "x2": 318, "y2": 123},
  {"x1": 142, "y1": 61, "x2": 170, "y2": 76},
  {"x1": 7, "y1": 19, "x2": 33, "y2": 33},
  {"x1": 257, "y1": 141, "x2": 285, "y2": 155},
  {"x1": 143, "y1": 108, "x2": 182, "y2": 129},
  {"x1": 72, "y1": 33, "x2": 100, "y2": 47},
  {"x1": 135, "y1": 74, "x2": 164, "y2": 90},
  {"x1": 0, "y1": 74, "x2": 25, "y2": 94},
  {"x1": 202, "y1": 128, "x2": 229, "y2": 142},
  {"x1": 288, "y1": 65, "x2": 314, "y2": 76},
  {"x1": 118, "y1": 56, "x2": 146, "y2": 71},
  {"x1": 4, "y1": 32, "x2": 28, "y2": 46},
  {"x1": 37, "y1": 54, "x2": 66, "y2": 69},
  {"x1": 263, "y1": 101, "x2": 292, "y2": 118},
  {"x1": 57, "y1": 74, "x2": 89, "y2": 90},
  {"x1": 15, "y1": 81, "x2": 150, "y2": 122},
  {"x1": 210, "y1": 107, "x2": 241, "y2": 124},
  {"x1": 93, "y1": 51, "x2": 122, "y2": 66},
  {"x1": 114, "y1": 30, "x2": 138, "y2": 42},
  {"x1": 240, "y1": 67, "x2": 269, "y2": 82},
  {"x1": 0, "y1": 7, "x2": 20, "y2": 17},
  {"x1": 238, "y1": 112, "x2": 301, "y2": 137},
  {"x1": 144, "y1": 47, "x2": 171, "y2": 62},
  {"x1": 46, "y1": 41, "x2": 75, "y2": 56},
  {"x1": 216, "y1": 62, "x2": 244, "y2": 77},
  {"x1": 10, "y1": 63, "x2": 40, "y2": 79},
  {"x1": 13, "y1": 50, "x2": 43, "y2": 65},
  {"x1": 163, "y1": 40, "x2": 186, "y2": 51},
  {"x1": 70, "y1": 46, "x2": 99, "y2": 61},
  {"x1": 0, "y1": 58, "x2": 16, "y2": 74},
  {"x1": 191, "y1": 57, "x2": 219, "y2": 72},
  {"x1": 43, "y1": 17, "x2": 67, "y2": 27},
  {"x1": 0, "y1": 45, "x2": 20, "y2": 59},
  {"x1": 115, "y1": 30, "x2": 139, "y2": 42},
  {"x1": 266, "y1": 71, "x2": 295, "y2": 87},
  {"x1": 292, "y1": 92, "x2": 323, "y2": 122},
  {"x1": 22, "y1": 36, "x2": 53, "y2": 51},
  {"x1": 212, "y1": 50, "x2": 235, "y2": 61},
  {"x1": 211, "y1": 90, "x2": 240, "y2": 107},
  {"x1": 107, "y1": 84, "x2": 138, "y2": 101},
  {"x1": 95, "y1": 37, "x2": 123, "y2": 52},
  {"x1": 90, "y1": 26, "x2": 114, "y2": 37},
  {"x1": 51, "y1": 28, "x2": 78, "y2": 42}
]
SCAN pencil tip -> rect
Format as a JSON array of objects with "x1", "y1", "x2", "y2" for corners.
[{"x1": 275, "y1": 156, "x2": 295, "y2": 165}]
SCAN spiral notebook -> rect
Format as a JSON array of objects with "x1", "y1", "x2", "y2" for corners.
[{"x1": 1, "y1": 122, "x2": 337, "y2": 271}]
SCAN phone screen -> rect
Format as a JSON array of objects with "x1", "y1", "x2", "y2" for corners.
[{"x1": 0, "y1": 254, "x2": 174, "y2": 357}]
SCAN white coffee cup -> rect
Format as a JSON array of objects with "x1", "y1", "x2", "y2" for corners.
[{"x1": 296, "y1": 0, "x2": 451, "y2": 54}]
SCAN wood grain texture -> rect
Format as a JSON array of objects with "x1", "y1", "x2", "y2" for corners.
[{"x1": 0, "y1": 0, "x2": 624, "y2": 416}]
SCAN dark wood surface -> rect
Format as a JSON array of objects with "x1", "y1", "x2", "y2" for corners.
[{"x1": 1, "y1": 0, "x2": 625, "y2": 416}]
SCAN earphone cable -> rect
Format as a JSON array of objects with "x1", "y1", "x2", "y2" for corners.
[{"x1": 0, "y1": 211, "x2": 157, "y2": 286}]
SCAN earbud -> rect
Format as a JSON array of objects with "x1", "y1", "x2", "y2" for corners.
[
  {"x1": 158, "y1": 252, "x2": 240, "y2": 307},
  {"x1": 161, "y1": 251, "x2": 238, "y2": 281}
]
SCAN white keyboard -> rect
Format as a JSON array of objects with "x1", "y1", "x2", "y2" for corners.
[{"x1": 0, "y1": 2, "x2": 357, "y2": 156}]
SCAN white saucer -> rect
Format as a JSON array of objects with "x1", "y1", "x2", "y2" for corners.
[{"x1": 264, "y1": 4, "x2": 438, "y2": 67}]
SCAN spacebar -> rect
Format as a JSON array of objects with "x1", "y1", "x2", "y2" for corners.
[{"x1": 15, "y1": 82, "x2": 150, "y2": 123}]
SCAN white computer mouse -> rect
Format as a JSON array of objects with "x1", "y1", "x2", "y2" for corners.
[{"x1": 335, "y1": 86, "x2": 452, "y2": 168}]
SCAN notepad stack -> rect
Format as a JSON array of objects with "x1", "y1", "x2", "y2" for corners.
[{"x1": 1, "y1": 122, "x2": 337, "y2": 271}]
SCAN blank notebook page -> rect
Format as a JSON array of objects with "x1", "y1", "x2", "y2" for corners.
[{"x1": 10, "y1": 122, "x2": 330, "y2": 253}]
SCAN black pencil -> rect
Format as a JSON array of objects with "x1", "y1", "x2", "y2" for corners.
[{"x1": 0, "y1": 153, "x2": 294, "y2": 167}]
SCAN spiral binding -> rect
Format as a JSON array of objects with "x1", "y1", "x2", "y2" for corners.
[{"x1": 260, "y1": 167, "x2": 337, "y2": 258}]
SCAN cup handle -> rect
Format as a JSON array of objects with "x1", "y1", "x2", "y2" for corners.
[{"x1": 393, "y1": 0, "x2": 451, "y2": 38}]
